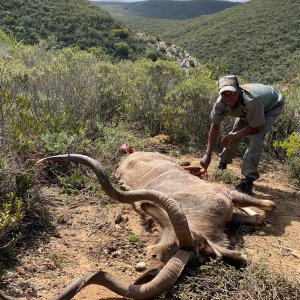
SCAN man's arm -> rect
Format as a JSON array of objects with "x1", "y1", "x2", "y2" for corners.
[
  {"x1": 220, "y1": 125, "x2": 261, "y2": 148},
  {"x1": 200, "y1": 122, "x2": 221, "y2": 170}
]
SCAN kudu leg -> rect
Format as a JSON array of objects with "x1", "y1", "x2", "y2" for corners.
[
  {"x1": 207, "y1": 241, "x2": 247, "y2": 268},
  {"x1": 229, "y1": 191, "x2": 276, "y2": 211},
  {"x1": 141, "y1": 203, "x2": 249, "y2": 268},
  {"x1": 230, "y1": 211, "x2": 265, "y2": 225}
]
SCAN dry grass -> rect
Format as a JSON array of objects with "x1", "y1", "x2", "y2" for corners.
[{"x1": 158, "y1": 259, "x2": 300, "y2": 300}]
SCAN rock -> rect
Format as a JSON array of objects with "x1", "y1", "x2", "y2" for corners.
[
  {"x1": 111, "y1": 250, "x2": 122, "y2": 258},
  {"x1": 135, "y1": 261, "x2": 147, "y2": 272},
  {"x1": 122, "y1": 214, "x2": 129, "y2": 223},
  {"x1": 24, "y1": 264, "x2": 37, "y2": 273},
  {"x1": 136, "y1": 32, "x2": 203, "y2": 70},
  {"x1": 291, "y1": 250, "x2": 300, "y2": 259},
  {"x1": 114, "y1": 212, "x2": 123, "y2": 224},
  {"x1": 115, "y1": 224, "x2": 121, "y2": 231}
]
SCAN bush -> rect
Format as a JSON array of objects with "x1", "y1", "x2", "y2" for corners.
[
  {"x1": 146, "y1": 49, "x2": 159, "y2": 62},
  {"x1": 161, "y1": 68, "x2": 216, "y2": 145},
  {"x1": 0, "y1": 90, "x2": 42, "y2": 157},
  {"x1": 112, "y1": 28, "x2": 129, "y2": 39},
  {"x1": 270, "y1": 86, "x2": 300, "y2": 185},
  {"x1": 274, "y1": 132, "x2": 300, "y2": 185},
  {"x1": 120, "y1": 59, "x2": 184, "y2": 135},
  {"x1": 114, "y1": 42, "x2": 129, "y2": 59},
  {"x1": 0, "y1": 193, "x2": 24, "y2": 237}
]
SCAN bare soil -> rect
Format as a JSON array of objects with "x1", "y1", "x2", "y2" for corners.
[{"x1": 1, "y1": 153, "x2": 299, "y2": 299}]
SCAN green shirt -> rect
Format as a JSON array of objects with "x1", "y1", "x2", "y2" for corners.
[{"x1": 211, "y1": 83, "x2": 284, "y2": 127}]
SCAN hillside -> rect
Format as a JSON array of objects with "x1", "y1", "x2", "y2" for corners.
[
  {"x1": 106, "y1": 0, "x2": 300, "y2": 83},
  {"x1": 174, "y1": 0, "x2": 300, "y2": 83},
  {"x1": 95, "y1": 0, "x2": 240, "y2": 20},
  {"x1": 0, "y1": 0, "x2": 146, "y2": 60}
]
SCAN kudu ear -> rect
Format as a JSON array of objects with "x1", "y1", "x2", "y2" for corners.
[
  {"x1": 141, "y1": 202, "x2": 176, "y2": 244},
  {"x1": 141, "y1": 202, "x2": 171, "y2": 228},
  {"x1": 141, "y1": 202, "x2": 179, "y2": 263}
]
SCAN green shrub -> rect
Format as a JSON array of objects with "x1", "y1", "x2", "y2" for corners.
[
  {"x1": 265, "y1": 86, "x2": 300, "y2": 157},
  {"x1": 161, "y1": 68, "x2": 216, "y2": 145},
  {"x1": 146, "y1": 49, "x2": 159, "y2": 62},
  {"x1": 15, "y1": 172, "x2": 34, "y2": 198},
  {"x1": 91, "y1": 123, "x2": 141, "y2": 167},
  {"x1": 112, "y1": 29, "x2": 129, "y2": 39},
  {"x1": 0, "y1": 155, "x2": 9, "y2": 181},
  {"x1": 276, "y1": 132, "x2": 300, "y2": 158},
  {"x1": 114, "y1": 42, "x2": 129, "y2": 59},
  {"x1": 120, "y1": 59, "x2": 184, "y2": 135},
  {"x1": 270, "y1": 86, "x2": 300, "y2": 184},
  {"x1": 274, "y1": 132, "x2": 300, "y2": 185},
  {"x1": 0, "y1": 193, "x2": 24, "y2": 235},
  {"x1": 128, "y1": 233, "x2": 140, "y2": 243},
  {"x1": 39, "y1": 132, "x2": 80, "y2": 156},
  {"x1": 38, "y1": 122, "x2": 141, "y2": 194},
  {"x1": 0, "y1": 90, "x2": 42, "y2": 156},
  {"x1": 87, "y1": 46, "x2": 111, "y2": 60}
]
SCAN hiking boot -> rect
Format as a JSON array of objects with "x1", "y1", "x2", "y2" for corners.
[
  {"x1": 235, "y1": 178, "x2": 254, "y2": 195},
  {"x1": 218, "y1": 162, "x2": 227, "y2": 170}
]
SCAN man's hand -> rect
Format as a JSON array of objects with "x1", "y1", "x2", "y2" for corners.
[
  {"x1": 200, "y1": 153, "x2": 211, "y2": 170},
  {"x1": 220, "y1": 133, "x2": 238, "y2": 148},
  {"x1": 221, "y1": 126, "x2": 261, "y2": 148}
]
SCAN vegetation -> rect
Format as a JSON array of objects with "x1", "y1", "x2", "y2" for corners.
[
  {"x1": 95, "y1": 0, "x2": 240, "y2": 20},
  {"x1": 158, "y1": 260, "x2": 300, "y2": 300},
  {"x1": 0, "y1": 0, "x2": 147, "y2": 61},
  {"x1": 0, "y1": 30, "x2": 200, "y2": 258},
  {"x1": 208, "y1": 168, "x2": 238, "y2": 185},
  {"x1": 128, "y1": 233, "x2": 140, "y2": 243},
  {"x1": 275, "y1": 130, "x2": 300, "y2": 185},
  {"x1": 106, "y1": 0, "x2": 300, "y2": 83}
]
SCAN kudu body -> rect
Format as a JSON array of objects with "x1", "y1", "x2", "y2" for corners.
[
  {"x1": 0, "y1": 152, "x2": 276, "y2": 300},
  {"x1": 116, "y1": 152, "x2": 275, "y2": 267}
]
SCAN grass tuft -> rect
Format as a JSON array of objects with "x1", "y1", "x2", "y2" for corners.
[{"x1": 158, "y1": 259, "x2": 300, "y2": 300}]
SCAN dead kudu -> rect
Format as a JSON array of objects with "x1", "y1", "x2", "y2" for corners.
[{"x1": 0, "y1": 152, "x2": 276, "y2": 300}]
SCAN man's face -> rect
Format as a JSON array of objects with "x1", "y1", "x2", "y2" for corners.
[{"x1": 221, "y1": 90, "x2": 239, "y2": 106}]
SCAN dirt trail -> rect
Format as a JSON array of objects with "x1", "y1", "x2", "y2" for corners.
[{"x1": 1, "y1": 154, "x2": 299, "y2": 299}]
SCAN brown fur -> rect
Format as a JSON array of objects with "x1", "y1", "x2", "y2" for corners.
[{"x1": 116, "y1": 152, "x2": 276, "y2": 267}]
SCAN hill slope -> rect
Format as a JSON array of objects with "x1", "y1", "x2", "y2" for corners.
[
  {"x1": 157, "y1": 0, "x2": 300, "y2": 83},
  {"x1": 95, "y1": 0, "x2": 240, "y2": 20},
  {"x1": 106, "y1": 0, "x2": 300, "y2": 83},
  {"x1": 0, "y1": 0, "x2": 146, "y2": 60}
]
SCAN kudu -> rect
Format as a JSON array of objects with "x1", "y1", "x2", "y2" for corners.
[{"x1": 0, "y1": 152, "x2": 276, "y2": 300}]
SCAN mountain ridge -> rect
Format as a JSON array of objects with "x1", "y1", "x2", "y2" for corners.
[
  {"x1": 95, "y1": 0, "x2": 240, "y2": 20},
  {"x1": 103, "y1": 0, "x2": 300, "y2": 83}
]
